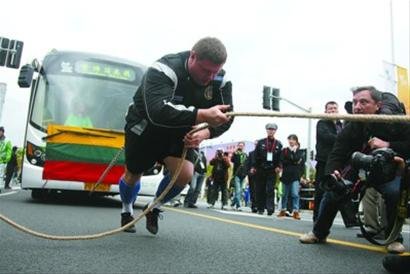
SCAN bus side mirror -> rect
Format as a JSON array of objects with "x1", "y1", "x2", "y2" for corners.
[{"x1": 18, "y1": 64, "x2": 34, "y2": 88}]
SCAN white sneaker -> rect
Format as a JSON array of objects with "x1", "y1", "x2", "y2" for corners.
[
  {"x1": 386, "y1": 242, "x2": 405, "y2": 254},
  {"x1": 299, "y1": 232, "x2": 327, "y2": 244}
]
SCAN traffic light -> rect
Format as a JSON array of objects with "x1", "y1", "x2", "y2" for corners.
[
  {"x1": 263, "y1": 86, "x2": 271, "y2": 110},
  {"x1": 271, "y1": 88, "x2": 280, "y2": 111},
  {"x1": 262, "y1": 86, "x2": 280, "y2": 111},
  {"x1": 6, "y1": 40, "x2": 24, "y2": 68},
  {"x1": 0, "y1": 37, "x2": 9, "y2": 66},
  {"x1": 0, "y1": 37, "x2": 24, "y2": 69}
]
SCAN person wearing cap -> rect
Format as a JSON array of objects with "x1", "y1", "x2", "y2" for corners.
[
  {"x1": 251, "y1": 122, "x2": 283, "y2": 215},
  {"x1": 0, "y1": 127, "x2": 12, "y2": 188}
]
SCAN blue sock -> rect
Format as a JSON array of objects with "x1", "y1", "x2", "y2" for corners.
[
  {"x1": 119, "y1": 177, "x2": 141, "y2": 204},
  {"x1": 155, "y1": 174, "x2": 184, "y2": 204}
]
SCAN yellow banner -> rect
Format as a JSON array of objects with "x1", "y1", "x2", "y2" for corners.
[
  {"x1": 397, "y1": 66, "x2": 410, "y2": 114},
  {"x1": 46, "y1": 124, "x2": 124, "y2": 148}
]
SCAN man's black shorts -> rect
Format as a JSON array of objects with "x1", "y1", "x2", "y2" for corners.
[{"x1": 124, "y1": 126, "x2": 196, "y2": 174}]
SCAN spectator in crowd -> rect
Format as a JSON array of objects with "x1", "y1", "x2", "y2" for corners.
[
  {"x1": 205, "y1": 162, "x2": 214, "y2": 205},
  {"x1": 253, "y1": 123, "x2": 283, "y2": 215},
  {"x1": 313, "y1": 101, "x2": 358, "y2": 227},
  {"x1": 313, "y1": 101, "x2": 342, "y2": 222},
  {"x1": 208, "y1": 149, "x2": 231, "y2": 209},
  {"x1": 184, "y1": 150, "x2": 207, "y2": 208},
  {"x1": 246, "y1": 141, "x2": 258, "y2": 212},
  {"x1": 300, "y1": 86, "x2": 410, "y2": 254},
  {"x1": 277, "y1": 134, "x2": 305, "y2": 220},
  {"x1": 230, "y1": 141, "x2": 248, "y2": 211},
  {"x1": 4, "y1": 146, "x2": 18, "y2": 189},
  {"x1": 0, "y1": 126, "x2": 12, "y2": 189}
]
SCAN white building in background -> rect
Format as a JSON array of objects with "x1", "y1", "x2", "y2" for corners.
[{"x1": 0, "y1": 83, "x2": 6, "y2": 123}]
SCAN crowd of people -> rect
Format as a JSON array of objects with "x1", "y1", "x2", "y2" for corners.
[{"x1": 183, "y1": 125, "x2": 308, "y2": 221}]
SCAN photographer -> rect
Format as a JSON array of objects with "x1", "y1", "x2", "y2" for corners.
[
  {"x1": 299, "y1": 86, "x2": 410, "y2": 254},
  {"x1": 208, "y1": 149, "x2": 231, "y2": 209}
]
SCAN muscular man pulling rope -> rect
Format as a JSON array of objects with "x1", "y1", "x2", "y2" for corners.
[{"x1": 119, "y1": 37, "x2": 233, "y2": 234}]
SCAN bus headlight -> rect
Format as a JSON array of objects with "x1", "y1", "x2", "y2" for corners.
[{"x1": 26, "y1": 141, "x2": 45, "y2": 167}]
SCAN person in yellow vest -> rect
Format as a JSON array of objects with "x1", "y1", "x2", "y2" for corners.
[{"x1": 64, "y1": 99, "x2": 93, "y2": 128}]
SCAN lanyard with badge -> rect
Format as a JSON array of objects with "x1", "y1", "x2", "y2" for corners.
[{"x1": 265, "y1": 139, "x2": 276, "y2": 162}]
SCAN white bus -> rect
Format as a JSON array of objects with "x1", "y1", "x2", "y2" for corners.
[{"x1": 17, "y1": 50, "x2": 165, "y2": 199}]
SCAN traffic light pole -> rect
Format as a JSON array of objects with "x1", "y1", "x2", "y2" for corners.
[{"x1": 272, "y1": 95, "x2": 313, "y2": 180}]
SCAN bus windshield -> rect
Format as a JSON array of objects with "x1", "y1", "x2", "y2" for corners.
[{"x1": 30, "y1": 56, "x2": 144, "y2": 132}]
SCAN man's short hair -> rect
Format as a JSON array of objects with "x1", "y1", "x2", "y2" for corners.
[
  {"x1": 325, "y1": 101, "x2": 338, "y2": 110},
  {"x1": 351, "y1": 86, "x2": 382, "y2": 102},
  {"x1": 0, "y1": 126, "x2": 4, "y2": 132},
  {"x1": 192, "y1": 37, "x2": 227, "y2": 64}
]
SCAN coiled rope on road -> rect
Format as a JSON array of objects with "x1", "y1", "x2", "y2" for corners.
[{"x1": 1, "y1": 111, "x2": 410, "y2": 240}]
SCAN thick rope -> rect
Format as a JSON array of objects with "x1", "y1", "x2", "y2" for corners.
[
  {"x1": 0, "y1": 148, "x2": 188, "y2": 240},
  {"x1": 89, "y1": 147, "x2": 125, "y2": 195},
  {"x1": 226, "y1": 111, "x2": 410, "y2": 123},
  {"x1": 0, "y1": 124, "x2": 206, "y2": 240},
  {"x1": 0, "y1": 111, "x2": 409, "y2": 240}
]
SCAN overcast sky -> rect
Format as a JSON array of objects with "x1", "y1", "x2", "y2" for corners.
[{"x1": 0, "y1": 0, "x2": 409, "y2": 151}]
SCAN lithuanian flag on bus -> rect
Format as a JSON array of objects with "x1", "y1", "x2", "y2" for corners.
[{"x1": 43, "y1": 124, "x2": 125, "y2": 184}]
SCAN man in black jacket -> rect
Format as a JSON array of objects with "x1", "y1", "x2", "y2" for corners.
[
  {"x1": 300, "y1": 86, "x2": 410, "y2": 254},
  {"x1": 119, "y1": 37, "x2": 233, "y2": 234},
  {"x1": 252, "y1": 123, "x2": 283, "y2": 215},
  {"x1": 314, "y1": 101, "x2": 357, "y2": 227},
  {"x1": 314, "y1": 101, "x2": 341, "y2": 221}
]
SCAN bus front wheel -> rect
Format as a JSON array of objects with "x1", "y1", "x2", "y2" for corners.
[{"x1": 31, "y1": 189, "x2": 48, "y2": 200}]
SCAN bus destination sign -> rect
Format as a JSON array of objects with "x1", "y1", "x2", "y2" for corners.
[{"x1": 74, "y1": 60, "x2": 136, "y2": 81}]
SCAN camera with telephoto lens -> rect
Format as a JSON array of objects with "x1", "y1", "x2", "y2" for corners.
[
  {"x1": 351, "y1": 148, "x2": 398, "y2": 186},
  {"x1": 321, "y1": 148, "x2": 398, "y2": 199}
]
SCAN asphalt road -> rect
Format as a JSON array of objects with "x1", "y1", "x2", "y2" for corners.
[{"x1": 0, "y1": 188, "x2": 409, "y2": 273}]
